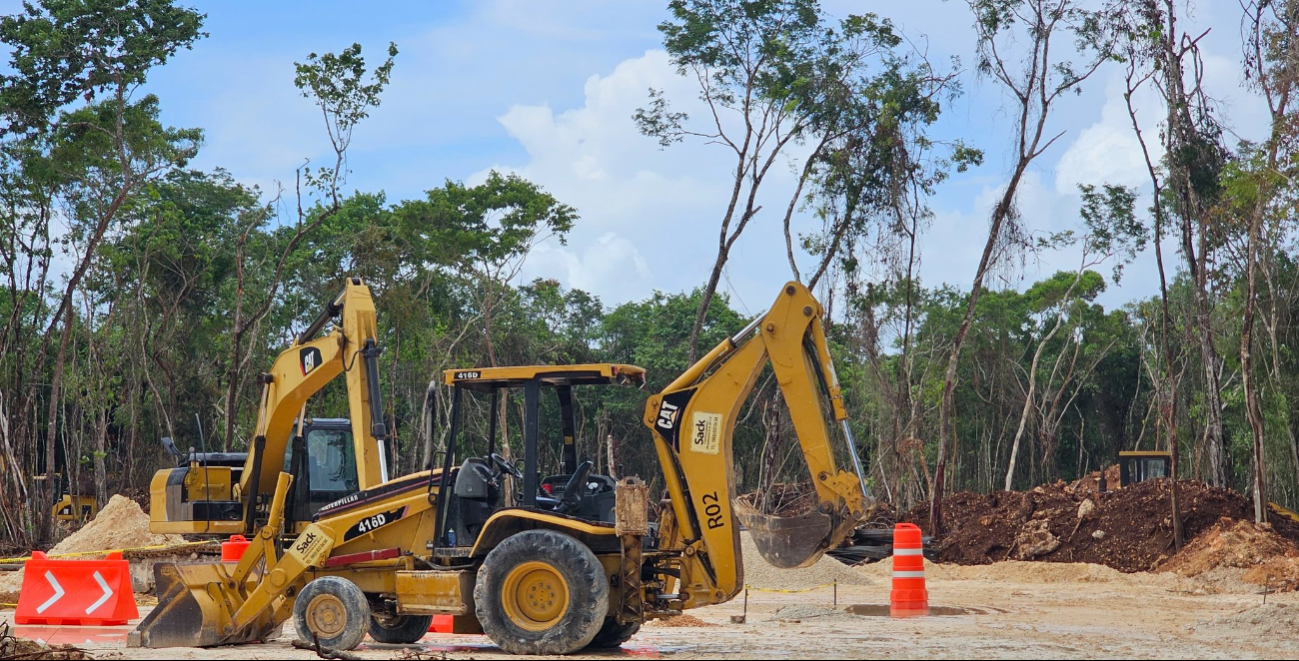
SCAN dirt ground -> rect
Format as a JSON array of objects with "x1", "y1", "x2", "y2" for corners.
[{"x1": 7, "y1": 561, "x2": 1299, "y2": 660}]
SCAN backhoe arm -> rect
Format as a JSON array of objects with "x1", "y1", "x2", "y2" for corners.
[
  {"x1": 238, "y1": 278, "x2": 389, "y2": 524},
  {"x1": 643, "y1": 282, "x2": 871, "y2": 608}
]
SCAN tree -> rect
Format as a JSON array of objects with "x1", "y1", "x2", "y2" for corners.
[
  {"x1": 221, "y1": 41, "x2": 397, "y2": 451},
  {"x1": 1232, "y1": 0, "x2": 1299, "y2": 522},
  {"x1": 1, "y1": 0, "x2": 206, "y2": 541},
  {"x1": 636, "y1": 0, "x2": 928, "y2": 360},
  {"x1": 931, "y1": 0, "x2": 1116, "y2": 534}
]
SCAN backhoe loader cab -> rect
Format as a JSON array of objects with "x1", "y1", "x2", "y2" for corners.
[{"x1": 435, "y1": 364, "x2": 647, "y2": 546}]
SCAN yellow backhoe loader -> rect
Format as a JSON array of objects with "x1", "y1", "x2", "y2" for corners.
[{"x1": 130, "y1": 281, "x2": 872, "y2": 655}]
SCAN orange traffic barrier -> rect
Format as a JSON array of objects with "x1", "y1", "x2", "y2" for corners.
[
  {"x1": 15, "y1": 551, "x2": 138, "y2": 625},
  {"x1": 428, "y1": 614, "x2": 454, "y2": 633},
  {"x1": 890, "y1": 523, "x2": 929, "y2": 617},
  {"x1": 221, "y1": 535, "x2": 251, "y2": 562}
]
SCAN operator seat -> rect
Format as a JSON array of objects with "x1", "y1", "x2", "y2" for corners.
[{"x1": 450, "y1": 457, "x2": 501, "y2": 544}]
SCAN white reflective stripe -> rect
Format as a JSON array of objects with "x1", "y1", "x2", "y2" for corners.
[
  {"x1": 892, "y1": 571, "x2": 926, "y2": 578},
  {"x1": 893, "y1": 547, "x2": 923, "y2": 556}
]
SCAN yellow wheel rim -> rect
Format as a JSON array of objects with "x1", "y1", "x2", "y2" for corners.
[
  {"x1": 305, "y1": 593, "x2": 347, "y2": 638},
  {"x1": 500, "y1": 561, "x2": 570, "y2": 631}
]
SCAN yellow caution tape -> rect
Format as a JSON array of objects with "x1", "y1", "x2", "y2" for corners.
[
  {"x1": 743, "y1": 581, "x2": 837, "y2": 594},
  {"x1": 0, "y1": 540, "x2": 215, "y2": 564}
]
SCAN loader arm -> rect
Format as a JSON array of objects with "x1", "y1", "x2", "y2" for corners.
[
  {"x1": 239, "y1": 278, "x2": 389, "y2": 518},
  {"x1": 642, "y1": 281, "x2": 871, "y2": 608}
]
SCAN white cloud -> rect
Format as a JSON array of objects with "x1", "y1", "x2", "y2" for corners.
[{"x1": 471, "y1": 49, "x2": 805, "y2": 307}]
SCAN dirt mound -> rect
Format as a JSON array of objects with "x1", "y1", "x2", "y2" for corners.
[
  {"x1": 899, "y1": 479, "x2": 1299, "y2": 572},
  {"x1": 1071, "y1": 465, "x2": 1121, "y2": 495},
  {"x1": 1160, "y1": 518, "x2": 1299, "y2": 591},
  {"x1": 856, "y1": 555, "x2": 1169, "y2": 586},
  {"x1": 740, "y1": 531, "x2": 873, "y2": 591},
  {"x1": 645, "y1": 614, "x2": 716, "y2": 628},
  {"x1": 1160, "y1": 518, "x2": 1298, "y2": 575},
  {"x1": 50, "y1": 494, "x2": 181, "y2": 556}
]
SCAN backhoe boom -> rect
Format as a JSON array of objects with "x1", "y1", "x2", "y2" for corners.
[{"x1": 643, "y1": 281, "x2": 871, "y2": 608}]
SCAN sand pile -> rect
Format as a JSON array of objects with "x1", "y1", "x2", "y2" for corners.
[
  {"x1": 49, "y1": 495, "x2": 181, "y2": 556},
  {"x1": 645, "y1": 614, "x2": 717, "y2": 628},
  {"x1": 897, "y1": 479, "x2": 1299, "y2": 572},
  {"x1": 1160, "y1": 518, "x2": 1299, "y2": 591},
  {"x1": 0, "y1": 495, "x2": 183, "y2": 593},
  {"x1": 855, "y1": 555, "x2": 1169, "y2": 586},
  {"x1": 740, "y1": 531, "x2": 873, "y2": 591}
]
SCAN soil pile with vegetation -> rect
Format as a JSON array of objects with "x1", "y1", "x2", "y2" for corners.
[{"x1": 895, "y1": 479, "x2": 1299, "y2": 572}]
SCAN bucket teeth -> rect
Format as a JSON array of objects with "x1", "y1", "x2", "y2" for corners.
[{"x1": 129, "y1": 562, "x2": 281, "y2": 648}]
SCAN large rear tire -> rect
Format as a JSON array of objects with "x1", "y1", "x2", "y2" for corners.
[
  {"x1": 587, "y1": 617, "x2": 640, "y2": 649},
  {"x1": 474, "y1": 529, "x2": 609, "y2": 655},
  {"x1": 369, "y1": 612, "x2": 433, "y2": 644},
  {"x1": 294, "y1": 576, "x2": 371, "y2": 651}
]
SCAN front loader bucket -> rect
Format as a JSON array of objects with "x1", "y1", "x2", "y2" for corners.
[
  {"x1": 128, "y1": 562, "x2": 280, "y2": 648},
  {"x1": 735, "y1": 499, "x2": 858, "y2": 569}
]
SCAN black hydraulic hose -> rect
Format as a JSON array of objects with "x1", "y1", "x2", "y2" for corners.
[
  {"x1": 362, "y1": 339, "x2": 387, "y2": 440},
  {"x1": 243, "y1": 435, "x2": 265, "y2": 535}
]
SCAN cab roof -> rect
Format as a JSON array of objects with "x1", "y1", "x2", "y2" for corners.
[{"x1": 442, "y1": 363, "x2": 647, "y2": 391}]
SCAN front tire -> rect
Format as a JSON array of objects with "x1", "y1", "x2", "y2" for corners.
[
  {"x1": 369, "y1": 612, "x2": 433, "y2": 644},
  {"x1": 294, "y1": 576, "x2": 371, "y2": 651},
  {"x1": 474, "y1": 529, "x2": 609, "y2": 655},
  {"x1": 587, "y1": 617, "x2": 640, "y2": 648}
]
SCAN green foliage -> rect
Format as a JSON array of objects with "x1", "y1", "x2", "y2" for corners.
[{"x1": 0, "y1": 0, "x2": 206, "y2": 133}]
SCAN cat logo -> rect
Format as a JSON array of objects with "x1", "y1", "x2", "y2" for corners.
[
  {"x1": 657, "y1": 401, "x2": 680, "y2": 430},
  {"x1": 300, "y1": 347, "x2": 323, "y2": 376}
]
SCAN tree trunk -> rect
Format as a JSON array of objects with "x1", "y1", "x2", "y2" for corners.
[
  {"x1": 40, "y1": 306, "x2": 74, "y2": 543},
  {"x1": 933, "y1": 166, "x2": 1022, "y2": 534}
]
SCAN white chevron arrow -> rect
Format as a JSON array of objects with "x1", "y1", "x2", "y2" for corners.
[
  {"x1": 86, "y1": 571, "x2": 112, "y2": 614},
  {"x1": 35, "y1": 571, "x2": 64, "y2": 614}
]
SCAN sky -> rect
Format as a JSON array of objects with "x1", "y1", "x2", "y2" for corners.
[{"x1": 0, "y1": 0, "x2": 1266, "y2": 315}]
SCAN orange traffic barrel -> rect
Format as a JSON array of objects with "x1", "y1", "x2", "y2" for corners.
[
  {"x1": 221, "y1": 534, "x2": 251, "y2": 562},
  {"x1": 890, "y1": 523, "x2": 929, "y2": 617}
]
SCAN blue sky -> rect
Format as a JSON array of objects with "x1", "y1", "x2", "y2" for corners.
[{"x1": 2, "y1": 0, "x2": 1263, "y2": 314}]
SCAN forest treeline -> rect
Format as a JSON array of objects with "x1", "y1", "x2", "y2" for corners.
[{"x1": 2, "y1": 0, "x2": 1299, "y2": 546}]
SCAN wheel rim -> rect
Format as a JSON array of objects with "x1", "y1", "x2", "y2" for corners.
[
  {"x1": 501, "y1": 560, "x2": 570, "y2": 632},
  {"x1": 305, "y1": 593, "x2": 348, "y2": 638}
]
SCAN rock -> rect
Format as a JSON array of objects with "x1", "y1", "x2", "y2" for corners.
[
  {"x1": 1015, "y1": 519, "x2": 1061, "y2": 559},
  {"x1": 1093, "y1": 530, "x2": 1106, "y2": 540},
  {"x1": 1077, "y1": 498, "x2": 1096, "y2": 520}
]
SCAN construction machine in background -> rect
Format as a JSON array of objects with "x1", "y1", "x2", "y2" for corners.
[
  {"x1": 148, "y1": 278, "x2": 391, "y2": 538},
  {"x1": 131, "y1": 280, "x2": 873, "y2": 655},
  {"x1": 38, "y1": 473, "x2": 98, "y2": 522},
  {"x1": 1112, "y1": 450, "x2": 1299, "y2": 524}
]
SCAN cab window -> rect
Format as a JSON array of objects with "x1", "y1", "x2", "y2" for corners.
[{"x1": 305, "y1": 428, "x2": 359, "y2": 493}]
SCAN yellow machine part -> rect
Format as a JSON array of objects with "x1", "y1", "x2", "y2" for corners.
[{"x1": 52, "y1": 494, "x2": 97, "y2": 521}]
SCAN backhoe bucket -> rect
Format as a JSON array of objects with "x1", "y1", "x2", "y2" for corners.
[
  {"x1": 128, "y1": 562, "x2": 280, "y2": 648},
  {"x1": 735, "y1": 500, "x2": 858, "y2": 569}
]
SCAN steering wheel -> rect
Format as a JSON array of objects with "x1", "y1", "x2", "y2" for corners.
[
  {"x1": 489, "y1": 452, "x2": 523, "y2": 480},
  {"x1": 557, "y1": 461, "x2": 594, "y2": 514}
]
